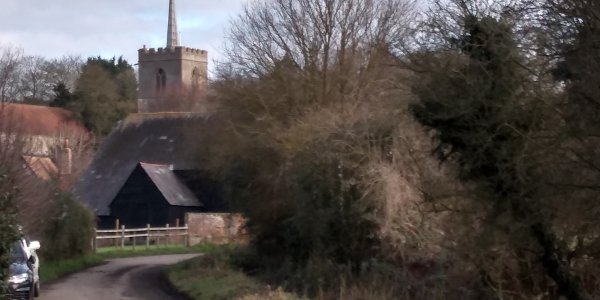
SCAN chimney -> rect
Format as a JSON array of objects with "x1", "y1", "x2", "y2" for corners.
[{"x1": 59, "y1": 138, "x2": 72, "y2": 176}]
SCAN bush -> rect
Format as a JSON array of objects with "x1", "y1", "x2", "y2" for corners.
[
  {"x1": 42, "y1": 192, "x2": 95, "y2": 261},
  {"x1": 0, "y1": 167, "x2": 18, "y2": 296}
]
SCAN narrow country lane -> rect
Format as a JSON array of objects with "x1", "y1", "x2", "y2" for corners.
[{"x1": 39, "y1": 254, "x2": 198, "y2": 300}]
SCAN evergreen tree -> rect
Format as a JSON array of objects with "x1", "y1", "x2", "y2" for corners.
[
  {"x1": 50, "y1": 83, "x2": 74, "y2": 108},
  {"x1": 410, "y1": 12, "x2": 588, "y2": 300},
  {"x1": 69, "y1": 56, "x2": 137, "y2": 135}
]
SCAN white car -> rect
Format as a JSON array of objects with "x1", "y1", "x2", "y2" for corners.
[{"x1": 19, "y1": 238, "x2": 41, "y2": 298}]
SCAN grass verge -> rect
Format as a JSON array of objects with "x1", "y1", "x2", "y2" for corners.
[
  {"x1": 40, "y1": 243, "x2": 222, "y2": 282},
  {"x1": 167, "y1": 248, "x2": 305, "y2": 300},
  {"x1": 40, "y1": 255, "x2": 104, "y2": 283}
]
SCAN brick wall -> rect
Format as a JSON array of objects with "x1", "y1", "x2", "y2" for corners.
[{"x1": 185, "y1": 213, "x2": 247, "y2": 245}]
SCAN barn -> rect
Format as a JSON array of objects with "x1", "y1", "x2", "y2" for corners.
[{"x1": 73, "y1": 112, "x2": 227, "y2": 229}]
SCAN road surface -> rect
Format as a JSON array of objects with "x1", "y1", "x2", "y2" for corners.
[{"x1": 39, "y1": 254, "x2": 198, "y2": 300}]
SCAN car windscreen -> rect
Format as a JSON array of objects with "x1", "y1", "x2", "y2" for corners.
[{"x1": 10, "y1": 241, "x2": 27, "y2": 262}]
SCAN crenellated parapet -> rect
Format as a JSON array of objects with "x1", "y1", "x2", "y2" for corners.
[{"x1": 138, "y1": 45, "x2": 208, "y2": 62}]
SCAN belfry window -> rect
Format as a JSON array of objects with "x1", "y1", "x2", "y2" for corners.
[
  {"x1": 192, "y1": 67, "x2": 201, "y2": 89},
  {"x1": 156, "y1": 68, "x2": 167, "y2": 91}
]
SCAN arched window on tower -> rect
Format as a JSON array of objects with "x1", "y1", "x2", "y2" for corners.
[
  {"x1": 156, "y1": 68, "x2": 167, "y2": 92},
  {"x1": 192, "y1": 67, "x2": 201, "y2": 90}
]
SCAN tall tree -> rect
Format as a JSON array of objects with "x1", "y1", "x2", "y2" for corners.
[
  {"x1": 19, "y1": 56, "x2": 53, "y2": 103},
  {"x1": 50, "y1": 83, "x2": 74, "y2": 108},
  {"x1": 69, "y1": 57, "x2": 137, "y2": 135},
  {"x1": 408, "y1": 1, "x2": 588, "y2": 298},
  {"x1": 0, "y1": 46, "x2": 22, "y2": 103},
  {"x1": 205, "y1": 0, "x2": 416, "y2": 279}
]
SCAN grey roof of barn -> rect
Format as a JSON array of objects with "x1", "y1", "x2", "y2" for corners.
[
  {"x1": 139, "y1": 162, "x2": 201, "y2": 207},
  {"x1": 73, "y1": 112, "x2": 216, "y2": 216}
]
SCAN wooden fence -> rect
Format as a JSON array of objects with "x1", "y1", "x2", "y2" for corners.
[{"x1": 94, "y1": 224, "x2": 189, "y2": 252}]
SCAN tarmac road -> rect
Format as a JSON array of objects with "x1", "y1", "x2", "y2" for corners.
[{"x1": 39, "y1": 254, "x2": 199, "y2": 300}]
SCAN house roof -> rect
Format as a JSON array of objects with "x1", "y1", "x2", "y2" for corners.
[
  {"x1": 22, "y1": 155, "x2": 58, "y2": 181},
  {"x1": 73, "y1": 112, "x2": 216, "y2": 216},
  {"x1": 0, "y1": 103, "x2": 89, "y2": 137},
  {"x1": 139, "y1": 162, "x2": 202, "y2": 207}
]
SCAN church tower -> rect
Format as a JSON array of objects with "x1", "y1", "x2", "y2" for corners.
[{"x1": 137, "y1": 0, "x2": 208, "y2": 112}]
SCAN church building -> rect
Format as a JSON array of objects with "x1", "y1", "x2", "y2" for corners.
[
  {"x1": 137, "y1": 0, "x2": 208, "y2": 113},
  {"x1": 74, "y1": 0, "x2": 227, "y2": 229}
]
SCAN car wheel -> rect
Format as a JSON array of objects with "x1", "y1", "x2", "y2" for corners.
[{"x1": 34, "y1": 281, "x2": 40, "y2": 297}]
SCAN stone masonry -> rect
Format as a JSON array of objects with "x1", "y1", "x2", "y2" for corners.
[
  {"x1": 185, "y1": 213, "x2": 247, "y2": 245},
  {"x1": 137, "y1": 0, "x2": 208, "y2": 113}
]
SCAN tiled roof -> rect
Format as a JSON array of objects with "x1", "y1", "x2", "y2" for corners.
[
  {"x1": 139, "y1": 162, "x2": 202, "y2": 207},
  {"x1": 73, "y1": 112, "x2": 217, "y2": 216},
  {"x1": 0, "y1": 103, "x2": 88, "y2": 137}
]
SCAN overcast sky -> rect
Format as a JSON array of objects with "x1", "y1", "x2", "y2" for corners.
[{"x1": 0, "y1": 0, "x2": 246, "y2": 66}]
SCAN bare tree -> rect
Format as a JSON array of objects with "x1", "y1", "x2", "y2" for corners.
[
  {"x1": 18, "y1": 56, "x2": 51, "y2": 102},
  {"x1": 45, "y1": 55, "x2": 83, "y2": 92},
  {"x1": 223, "y1": 0, "x2": 415, "y2": 105},
  {"x1": 0, "y1": 45, "x2": 22, "y2": 103}
]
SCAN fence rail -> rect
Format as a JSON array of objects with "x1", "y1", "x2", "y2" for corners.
[{"x1": 93, "y1": 224, "x2": 189, "y2": 252}]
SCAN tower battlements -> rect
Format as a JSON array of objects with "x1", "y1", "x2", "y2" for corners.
[
  {"x1": 137, "y1": 0, "x2": 208, "y2": 113},
  {"x1": 138, "y1": 46, "x2": 208, "y2": 62}
]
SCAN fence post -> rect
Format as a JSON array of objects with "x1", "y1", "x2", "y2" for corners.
[
  {"x1": 146, "y1": 224, "x2": 150, "y2": 249},
  {"x1": 121, "y1": 225, "x2": 125, "y2": 249},
  {"x1": 92, "y1": 228, "x2": 97, "y2": 253},
  {"x1": 115, "y1": 219, "x2": 120, "y2": 247},
  {"x1": 166, "y1": 224, "x2": 170, "y2": 246},
  {"x1": 184, "y1": 224, "x2": 188, "y2": 247},
  {"x1": 176, "y1": 219, "x2": 180, "y2": 245}
]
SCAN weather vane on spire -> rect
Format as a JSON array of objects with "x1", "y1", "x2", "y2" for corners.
[{"x1": 167, "y1": 0, "x2": 179, "y2": 48}]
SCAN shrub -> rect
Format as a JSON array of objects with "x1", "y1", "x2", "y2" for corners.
[
  {"x1": 42, "y1": 192, "x2": 95, "y2": 261},
  {"x1": 0, "y1": 167, "x2": 18, "y2": 296}
]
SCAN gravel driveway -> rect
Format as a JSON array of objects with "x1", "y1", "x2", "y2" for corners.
[{"x1": 39, "y1": 254, "x2": 198, "y2": 300}]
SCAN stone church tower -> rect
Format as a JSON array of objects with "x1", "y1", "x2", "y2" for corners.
[{"x1": 137, "y1": 0, "x2": 208, "y2": 112}]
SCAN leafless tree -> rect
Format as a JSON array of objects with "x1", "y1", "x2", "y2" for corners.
[
  {"x1": 0, "y1": 45, "x2": 23, "y2": 103},
  {"x1": 45, "y1": 55, "x2": 83, "y2": 92},
  {"x1": 223, "y1": 0, "x2": 415, "y2": 105}
]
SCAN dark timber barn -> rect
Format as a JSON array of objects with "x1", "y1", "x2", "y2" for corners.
[{"x1": 73, "y1": 113, "x2": 227, "y2": 229}]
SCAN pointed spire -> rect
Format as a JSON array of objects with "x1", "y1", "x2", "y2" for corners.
[{"x1": 167, "y1": 0, "x2": 179, "y2": 48}]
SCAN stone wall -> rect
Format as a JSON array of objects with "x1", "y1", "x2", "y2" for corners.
[
  {"x1": 137, "y1": 45, "x2": 208, "y2": 113},
  {"x1": 185, "y1": 213, "x2": 247, "y2": 245}
]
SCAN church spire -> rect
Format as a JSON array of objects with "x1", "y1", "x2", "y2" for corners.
[{"x1": 167, "y1": 0, "x2": 179, "y2": 48}]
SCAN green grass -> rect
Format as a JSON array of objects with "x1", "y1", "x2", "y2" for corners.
[
  {"x1": 40, "y1": 255, "x2": 104, "y2": 282},
  {"x1": 96, "y1": 243, "x2": 223, "y2": 259},
  {"x1": 167, "y1": 249, "x2": 305, "y2": 300},
  {"x1": 40, "y1": 243, "x2": 224, "y2": 283}
]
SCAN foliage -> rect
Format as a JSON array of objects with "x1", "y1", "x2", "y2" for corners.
[
  {"x1": 68, "y1": 56, "x2": 137, "y2": 135},
  {"x1": 407, "y1": 1, "x2": 592, "y2": 299},
  {"x1": 42, "y1": 192, "x2": 95, "y2": 261},
  {"x1": 167, "y1": 249, "x2": 307, "y2": 300},
  {"x1": 0, "y1": 46, "x2": 82, "y2": 103},
  {"x1": 205, "y1": 0, "x2": 416, "y2": 279},
  {"x1": 193, "y1": 0, "x2": 600, "y2": 299},
  {"x1": 0, "y1": 167, "x2": 17, "y2": 297},
  {"x1": 50, "y1": 83, "x2": 74, "y2": 108}
]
